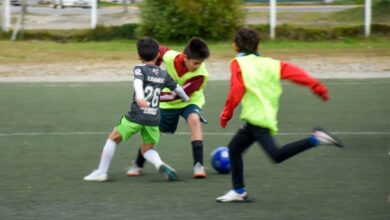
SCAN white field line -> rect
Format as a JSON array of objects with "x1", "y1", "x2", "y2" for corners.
[
  {"x1": 35, "y1": 81, "x2": 390, "y2": 87},
  {"x1": 0, "y1": 131, "x2": 389, "y2": 137}
]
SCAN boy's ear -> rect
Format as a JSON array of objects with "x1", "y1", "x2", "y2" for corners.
[
  {"x1": 232, "y1": 42, "x2": 239, "y2": 53},
  {"x1": 154, "y1": 52, "x2": 161, "y2": 61}
]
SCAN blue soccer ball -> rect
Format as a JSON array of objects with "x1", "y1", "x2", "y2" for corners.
[{"x1": 211, "y1": 146, "x2": 231, "y2": 174}]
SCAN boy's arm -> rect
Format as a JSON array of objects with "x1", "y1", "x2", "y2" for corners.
[
  {"x1": 133, "y1": 79, "x2": 149, "y2": 107},
  {"x1": 160, "y1": 76, "x2": 205, "y2": 101},
  {"x1": 281, "y1": 62, "x2": 329, "y2": 101},
  {"x1": 160, "y1": 84, "x2": 190, "y2": 102},
  {"x1": 160, "y1": 73, "x2": 190, "y2": 102},
  {"x1": 182, "y1": 76, "x2": 204, "y2": 96},
  {"x1": 133, "y1": 66, "x2": 149, "y2": 107},
  {"x1": 220, "y1": 60, "x2": 246, "y2": 128},
  {"x1": 173, "y1": 85, "x2": 190, "y2": 102}
]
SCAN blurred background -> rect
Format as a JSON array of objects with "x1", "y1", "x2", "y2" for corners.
[
  {"x1": 1, "y1": 0, "x2": 389, "y2": 40},
  {"x1": 0, "y1": 0, "x2": 389, "y2": 82}
]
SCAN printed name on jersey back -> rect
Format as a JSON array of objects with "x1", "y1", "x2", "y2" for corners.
[{"x1": 147, "y1": 76, "x2": 165, "y2": 84}]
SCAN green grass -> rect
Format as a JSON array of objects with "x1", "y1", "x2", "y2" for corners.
[
  {"x1": 246, "y1": 1, "x2": 390, "y2": 27},
  {"x1": 99, "y1": 1, "x2": 140, "y2": 7},
  {"x1": 1, "y1": 39, "x2": 389, "y2": 64},
  {"x1": 99, "y1": 2, "x2": 122, "y2": 7},
  {"x1": 0, "y1": 79, "x2": 389, "y2": 220},
  {"x1": 328, "y1": 1, "x2": 390, "y2": 24},
  {"x1": 259, "y1": 38, "x2": 390, "y2": 49}
]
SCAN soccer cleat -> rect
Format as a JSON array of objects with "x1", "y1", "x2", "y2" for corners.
[
  {"x1": 83, "y1": 170, "x2": 108, "y2": 182},
  {"x1": 313, "y1": 128, "x2": 344, "y2": 147},
  {"x1": 193, "y1": 162, "x2": 207, "y2": 178},
  {"x1": 126, "y1": 164, "x2": 143, "y2": 177},
  {"x1": 216, "y1": 190, "x2": 249, "y2": 203},
  {"x1": 158, "y1": 163, "x2": 178, "y2": 181}
]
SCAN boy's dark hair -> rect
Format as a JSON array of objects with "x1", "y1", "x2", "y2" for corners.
[
  {"x1": 234, "y1": 27, "x2": 260, "y2": 54},
  {"x1": 137, "y1": 37, "x2": 160, "y2": 61},
  {"x1": 183, "y1": 37, "x2": 210, "y2": 60}
]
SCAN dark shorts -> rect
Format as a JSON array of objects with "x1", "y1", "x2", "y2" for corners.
[{"x1": 159, "y1": 104, "x2": 202, "y2": 133}]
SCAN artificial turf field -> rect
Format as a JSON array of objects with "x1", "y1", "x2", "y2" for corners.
[{"x1": 0, "y1": 79, "x2": 389, "y2": 220}]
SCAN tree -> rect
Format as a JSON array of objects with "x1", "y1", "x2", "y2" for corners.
[{"x1": 137, "y1": 0, "x2": 244, "y2": 41}]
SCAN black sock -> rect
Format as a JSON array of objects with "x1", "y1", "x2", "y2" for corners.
[
  {"x1": 192, "y1": 140, "x2": 203, "y2": 165},
  {"x1": 135, "y1": 148, "x2": 146, "y2": 168}
]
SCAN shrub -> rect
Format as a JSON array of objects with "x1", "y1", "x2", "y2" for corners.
[
  {"x1": 1, "y1": 24, "x2": 138, "y2": 42},
  {"x1": 1, "y1": 24, "x2": 388, "y2": 42},
  {"x1": 137, "y1": 0, "x2": 244, "y2": 41},
  {"x1": 249, "y1": 24, "x2": 390, "y2": 41},
  {"x1": 75, "y1": 24, "x2": 138, "y2": 41}
]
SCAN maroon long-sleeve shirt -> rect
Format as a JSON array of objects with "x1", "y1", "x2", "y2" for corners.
[{"x1": 157, "y1": 45, "x2": 205, "y2": 101}]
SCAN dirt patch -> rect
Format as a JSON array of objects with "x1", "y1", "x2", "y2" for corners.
[
  {"x1": 1, "y1": 54, "x2": 389, "y2": 82},
  {"x1": 2, "y1": 10, "x2": 390, "y2": 82}
]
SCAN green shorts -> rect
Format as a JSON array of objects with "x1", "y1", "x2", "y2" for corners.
[{"x1": 115, "y1": 117, "x2": 160, "y2": 144}]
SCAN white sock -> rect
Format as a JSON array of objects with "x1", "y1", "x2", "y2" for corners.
[
  {"x1": 143, "y1": 149, "x2": 163, "y2": 169},
  {"x1": 97, "y1": 139, "x2": 117, "y2": 173}
]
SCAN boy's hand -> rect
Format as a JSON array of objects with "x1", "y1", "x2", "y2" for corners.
[
  {"x1": 160, "y1": 92, "x2": 176, "y2": 101},
  {"x1": 219, "y1": 113, "x2": 231, "y2": 128},
  {"x1": 136, "y1": 99, "x2": 149, "y2": 108},
  {"x1": 220, "y1": 118, "x2": 228, "y2": 128},
  {"x1": 312, "y1": 83, "x2": 329, "y2": 101}
]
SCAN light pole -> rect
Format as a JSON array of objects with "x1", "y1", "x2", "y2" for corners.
[
  {"x1": 91, "y1": 0, "x2": 97, "y2": 29},
  {"x1": 11, "y1": 0, "x2": 27, "y2": 41},
  {"x1": 2, "y1": 0, "x2": 11, "y2": 32},
  {"x1": 270, "y1": 0, "x2": 277, "y2": 40},
  {"x1": 364, "y1": 0, "x2": 372, "y2": 37}
]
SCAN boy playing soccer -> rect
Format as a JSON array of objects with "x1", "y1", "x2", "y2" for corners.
[
  {"x1": 216, "y1": 27, "x2": 343, "y2": 202},
  {"x1": 126, "y1": 37, "x2": 210, "y2": 178},
  {"x1": 83, "y1": 37, "x2": 189, "y2": 182}
]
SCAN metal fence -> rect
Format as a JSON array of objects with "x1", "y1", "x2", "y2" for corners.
[{"x1": 1, "y1": 0, "x2": 377, "y2": 39}]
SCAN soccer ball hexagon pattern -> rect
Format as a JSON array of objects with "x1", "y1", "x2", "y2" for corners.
[{"x1": 210, "y1": 146, "x2": 231, "y2": 174}]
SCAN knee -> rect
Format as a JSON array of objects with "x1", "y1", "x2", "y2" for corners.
[
  {"x1": 187, "y1": 113, "x2": 200, "y2": 126},
  {"x1": 269, "y1": 154, "x2": 283, "y2": 164},
  {"x1": 272, "y1": 158, "x2": 283, "y2": 164},
  {"x1": 108, "y1": 130, "x2": 122, "y2": 143}
]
